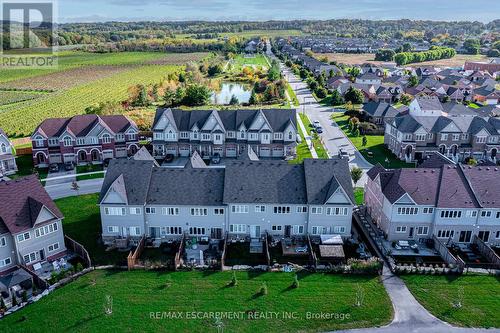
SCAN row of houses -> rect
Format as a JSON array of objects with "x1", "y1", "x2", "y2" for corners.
[
  {"x1": 0, "y1": 128, "x2": 17, "y2": 177},
  {"x1": 365, "y1": 160, "x2": 500, "y2": 245}
]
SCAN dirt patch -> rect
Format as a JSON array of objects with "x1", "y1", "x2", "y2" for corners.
[
  {"x1": 0, "y1": 65, "x2": 129, "y2": 91},
  {"x1": 146, "y1": 52, "x2": 210, "y2": 65}
]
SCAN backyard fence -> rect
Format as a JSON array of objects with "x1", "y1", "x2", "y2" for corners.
[
  {"x1": 14, "y1": 147, "x2": 32, "y2": 156},
  {"x1": 307, "y1": 235, "x2": 318, "y2": 269},
  {"x1": 471, "y1": 235, "x2": 500, "y2": 271},
  {"x1": 127, "y1": 235, "x2": 145, "y2": 270},
  {"x1": 220, "y1": 232, "x2": 228, "y2": 269},
  {"x1": 264, "y1": 232, "x2": 271, "y2": 266},
  {"x1": 64, "y1": 235, "x2": 92, "y2": 268},
  {"x1": 174, "y1": 233, "x2": 186, "y2": 270},
  {"x1": 432, "y1": 235, "x2": 465, "y2": 273},
  {"x1": 19, "y1": 264, "x2": 49, "y2": 290}
]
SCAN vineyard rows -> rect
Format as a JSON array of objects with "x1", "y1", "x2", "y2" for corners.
[{"x1": 0, "y1": 91, "x2": 46, "y2": 106}]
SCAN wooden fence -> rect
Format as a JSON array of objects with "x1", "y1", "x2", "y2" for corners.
[
  {"x1": 65, "y1": 235, "x2": 92, "y2": 268},
  {"x1": 264, "y1": 232, "x2": 271, "y2": 266},
  {"x1": 220, "y1": 232, "x2": 229, "y2": 269},
  {"x1": 14, "y1": 147, "x2": 32, "y2": 156},
  {"x1": 472, "y1": 235, "x2": 500, "y2": 270},
  {"x1": 19, "y1": 265, "x2": 49, "y2": 290},
  {"x1": 174, "y1": 233, "x2": 186, "y2": 270},
  {"x1": 307, "y1": 235, "x2": 318, "y2": 268},
  {"x1": 127, "y1": 235, "x2": 145, "y2": 270},
  {"x1": 432, "y1": 235, "x2": 465, "y2": 273}
]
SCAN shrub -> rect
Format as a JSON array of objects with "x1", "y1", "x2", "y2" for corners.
[
  {"x1": 292, "y1": 275, "x2": 299, "y2": 289},
  {"x1": 230, "y1": 272, "x2": 238, "y2": 287},
  {"x1": 260, "y1": 282, "x2": 268, "y2": 295},
  {"x1": 347, "y1": 258, "x2": 382, "y2": 274},
  {"x1": 21, "y1": 290, "x2": 28, "y2": 303},
  {"x1": 315, "y1": 87, "x2": 328, "y2": 99},
  {"x1": 76, "y1": 263, "x2": 84, "y2": 272}
]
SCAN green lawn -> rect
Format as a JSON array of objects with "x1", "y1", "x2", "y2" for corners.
[
  {"x1": 402, "y1": 275, "x2": 500, "y2": 328},
  {"x1": 299, "y1": 114, "x2": 329, "y2": 159},
  {"x1": 55, "y1": 194, "x2": 128, "y2": 266},
  {"x1": 76, "y1": 164, "x2": 105, "y2": 181},
  {"x1": 0, "y1": 270, "x2": 392, "y2": 333},
  {"x1": 289, "y1": 121, "x2": 313, "y2": 164},
  {"x1": 286, "y1": 82, "x2": 300, "y2": 106},
  {"x1": 331, "y1": 113, "x2": 413, "y2": 169},
  {"x1": 354, "y1": 188, "x2": 364, "y2": 205},
  {"x1": 229, "y1": 54, "x2": 270, "y2": 73}
]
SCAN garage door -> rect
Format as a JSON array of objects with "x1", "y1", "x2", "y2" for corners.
[
  {"x1": 272, "y1": 148, "x2": 284, "y2": 157},
  {"x1": 179, "y1": 147, "x2": 190, "y2": 157},
  {"x1": 103, "y1": 150, "x2": 114, "y2": 159},
  {"x1": 49, "y1": 154, "x2": 62, "y2": 163},
  {"x1": 166, "y1": 147, "x2": 177, "y2": 156},
  {"x1": 116, "y1": 148, "x2": 127, "y2": 158},
  {"x1": 63, "y1": 154, "x2": 74, "y2": 163},
  {"x1": 226, "y1": 147, "x2": 237, "y2": 157},
  {"x1": 259, "y1": 147, "x2": 271, "y2": 157}
]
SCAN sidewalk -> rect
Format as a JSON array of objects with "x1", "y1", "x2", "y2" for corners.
[{"x1": 296, "y1": 113, "x2": 318, "y2": 158}]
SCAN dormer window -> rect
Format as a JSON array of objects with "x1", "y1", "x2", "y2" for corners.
[
  {"x1": 63, "y1": 136, "x2": 72, "y2": 147},
  {"x1": 240, "y1": 130, "x2": 245, "y2": 139},
  {"x1": 34, "y1": 136, "x2": 44, "y2": 147},
  {"x1": 102, "y1": 134, "x2": 111, "y2": 144},
  {"x1": 288, "y1": 131, "x2": 293, "y2": 140},
  {"x1": 193, "y1": 130, "x2": 198, "y2": 139},
  {"x1": 0, "y1": 143, "x2": 6, "y2": 153}
]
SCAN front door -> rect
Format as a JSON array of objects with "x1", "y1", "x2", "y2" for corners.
[
  {"x1": 39, "y1": 249, "x2": 45, "y2": 261},
  {"x1": 122, "y1": 227, "x2": 130, "y2": 237},
  {"x1": 211, "y1": 228, "x2": 223, "y2": 239},
  {"x1": 250, "y1": 225, "x2": 260, "y2": 238},
  {"x1": 408, "y1": 227, "x2": 414, "y2": 239},
  {"x1": 284, "y1": 225, "x2": 292, "y2": 238}
]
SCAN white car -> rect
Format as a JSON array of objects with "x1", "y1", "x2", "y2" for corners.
[{"x1": 313, "y1": 120, "x2": 321, "y2": 128}]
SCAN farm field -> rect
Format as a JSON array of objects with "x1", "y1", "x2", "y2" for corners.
[
  {"x1": 0, "y1": 269, "x2": 392, "y2": 333},
  {"x1": 0, "y1": 90, "x2": 47, "y2": 106},
  {"x1": 314, "y1": 52, "x2": 489, "y2": 67},
  {"x1": 402, "y1": 275, "x2": 500, "y2": 328},
  {"x1": 0, "y1": 64, "x2": 181, "y2": 137}
]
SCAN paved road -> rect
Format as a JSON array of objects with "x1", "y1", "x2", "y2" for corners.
[
  {"x1": 280, "y1": 63, "x2": 372, "y2": 187},
  {"x1": 45, "y1": 178, "x2": 103, "y2": 199},
  {"x1": 332, "y1": 264, "x2": 499, "y2": 333}
]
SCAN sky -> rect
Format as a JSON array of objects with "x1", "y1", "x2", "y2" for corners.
[{"x1": 57, "y1": 0, "x2": 499, "y2": 23}]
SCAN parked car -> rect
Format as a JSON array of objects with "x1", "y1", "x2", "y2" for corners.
[
  {"x1": 313, "y1": 120, "x2": 321, "y2": 129},
  {"x1": 64, "y1": 162, "x2": 74, "y2": 171},
  {"x1": 211, "y1": 153, "x2": 221, "y2": 165},
  {"x1": 164, "y1": 154, "x2": 174, "y2": 163},
  {"x1": 49, "y1": 164, "x2": 59, "y2": 173},
  {"x1": 316, "y1": 126, "x2": 323, "y2": 134}
]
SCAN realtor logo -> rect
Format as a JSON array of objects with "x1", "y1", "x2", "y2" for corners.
[{"x1": 1, "y1": 0, "x2": 57, "y2": 68}]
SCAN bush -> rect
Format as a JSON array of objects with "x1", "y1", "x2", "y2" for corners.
[
  {"x1": 358, "y1": 122, "x2": 379, "y2": 134},
  {"x1": 347, "y1": 258, "x2": 382, "y2": 274},
  {"x1": 292, "y1": 275, "x2": 299, "y2": 289},
  {"x1": 76, "y1": 263, "x2": 84, "y2": 272},
  {"x1": 330, "y1": 90, "x2": 344, "y2": 106},
  {"x1": 344, "y1": 86, "x2": 364, "y2": 104},
  {"x1": 315, "y1": 87, "x2": 328, "y2": 99},
  {"x1": 260, "y1": 282, "x2": 268, "y2": 295}
]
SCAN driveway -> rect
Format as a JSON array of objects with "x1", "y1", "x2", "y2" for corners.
[{"x1": 281, "y1": 64, "x2": 372, "y2": 187}]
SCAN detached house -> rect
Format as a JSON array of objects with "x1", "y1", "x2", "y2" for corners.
[
  {"x1": 0, "y1": 128, "x2": 17, "y2": 177},
  {"x1": 31, "y1": 114, "x2": 139, "y2": 168},
  {"x1": 365, "y1": 164, "x2": 500, "y2": 244},
  {"x1": 152, "y1": 108, "x2": 297, "y2": 159},
  {"x1": 99, "y1": 158, "x2": 354, "y2": 245},
  {"x1": 0, "y1": 176, "x2": 66, "y2": 274}
]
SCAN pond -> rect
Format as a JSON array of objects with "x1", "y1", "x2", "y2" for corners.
[{"x1": 211, "y1": 82, "x2": 252, "y2": 105}]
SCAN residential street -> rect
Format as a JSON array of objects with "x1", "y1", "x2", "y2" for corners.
[
  {"x1": 45, "y1": 178, "x2": 103, "y2": 200},
  {"x1": 279, "y1": 61, "x2": 373, "y2": 187}
]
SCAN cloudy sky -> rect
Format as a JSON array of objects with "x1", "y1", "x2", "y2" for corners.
[{"x1": 58, "y1": 0, "x2": 499, "y2": 23}]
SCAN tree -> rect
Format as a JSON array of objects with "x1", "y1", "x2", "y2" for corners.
[
  {"x1": 229, "y1": 95, "x2": 239, "y2": 105},
  {"x1": 182, "y1": 84, "x2": 211, "y2": 106},
  {"x1": 163, "y1": 87, "x2": 176, "y2": 106},
  {"x1": 351, "y1": 167, "x2": 363, "y2": 187},
  {"x1": 315, "y1": 87, "x2": 327, "y2": 99},
  {"x1": 268, "y1": 60, "x2": 281, "y2": 82},
  {"x1": 344, "y1": 86, "x2": 364, "y2": 104},
  {"x1": 400, "y1": 93, "x2": 413, "y2": 106},
  {"x1": 330, "y1": 90, "x2": 345, "y2": 106},
  {"x1": 362, "y1": 136, "x2": 368, "y2": 147},
  {"x1": 348, "y1": 67, "x2": 361, "y2": 78},
  {"x1": 249, "y1": 90, "x2": 258, "y2": 105},
  {"x1": 408, "y1": 75, "x2": 418, "y2": 87},
  {"x1": 130, "y1": 85, "x2": 149, "y2": 107},
  {"x1": 375, "y1": 49, "x2": 395, "y2": 62},
  {"x1": 463, "y1": 39, "x2": 480, "y2": 55},
  {"x1": 207, "y1": 63, "x2": 223, "y2": 77}
]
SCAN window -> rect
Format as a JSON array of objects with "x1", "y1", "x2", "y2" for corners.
[
  {"x1": 190, "y1": 208, "x2": 208, "y2": 216},
  {"x1": 229, "y1": 224, "x2": 247, "y2": 233},
  {"x1": 63, "y1": 136, "x2": 72, "y2": 147},
  {"x1": 193, "y1": 130, "x2": 199, "y2": 140},
  {"x1": 214, "y1": 134, "x2": 222, "y2": 142},
  {"x1": 423, "y1": 207, "x2": 434, "y2": 214},
  {"x1": 89, "y1": 137, "x2": 98, "y2": 144},
  {"x1": 76, "y1": 138, "x2": 85, "y2": 145},
  {"x1": 0, "y1": 237, "x2": 5, "y2": 247},
  {"x1": 23, "y1": 252, "x2": 38, "y2": 264},
  {"x1": 214, "y1": 208, "x2": 225, "y2": 215},
  {"x1": 127, "y1": 132, "x2": 137, "y2": 141},
  {"x1": 496, "y1": 231, "x2": 500, "y2": 239},
  {"x1": 0, "y1": 257, "x2": 11, "y2": 268},
  {"x1": 396, "y1": 226, "x2": 407, "y2": 233},
  {"x1": 481, "y1": 211, "x2": 492, "y2": 218},
  {"x1": 226, "y1": 131, "x2": 235, "y2": 138},
  {"x1": 466, "y1": 210, "x2": 478, "y2": 218},
  {"x1": 239, "y1": 130, "x2": 245, "y2": 139},
  {"x1": 160, "y1": 227, "x2": 182, "y2": 235},
  {"x1": 130, "y1": 207, "x2": 141, "y2": 215},
  {"x1": 440, "y1": 133, "x2": 448, "y2": 141},
  {"x1": 104, "y1": 207, "x2": 126, "y2": 216},
  {"x1": 273, "y1": 206, "x2": 291, "y2": 214},
  {"x1": 488, "y1": 136, "x2": 498, "y2": 144},
  {"x1": 180, "y1": 132, "x2": 189, "y2": 139},
  {"x1": 311, "y1": 207, "x2": 323, "y2": 214},
  {"x1": 17, "y1": 232, "x2": 30, "y2": 242},
  {"x1": 153, "y1": 132, "x2": 164, "y2": 140},
  {"x1": 35, "y1": 222, "x2": 58, "y2": 238},
  {"x1": 274, "y1": 132, "x2": 283, "y2": 140},
  {"x1": 462, "y1": 133, "x2": 469, "y2": 140},
  {"x1": 48, "y1": 242, "x2": 60, "y2": 253},
  {"x1": 404, "y1": 134, "x2": 412, "y2": 141},
  {"x1": 296, "y1": 206, "x2": 307, "y2": 213},
  {"x1": 255, "y1": 205, "x2": 266, "y2": 213},
  {"x1": 271, "y1": 225, "x2": 282, "y2": 231},
  {"x1": 202, "y1": 134, "x2": 211, "y2": 140},
  {"x1": 166, "y1": 130, "x2": 176, "y2": 140},
  {"x1": 397, "y1": 207, "x2": 418, "y2": 215},
  {"x1": 0, "y1": 143, "x2": 6, "y2": 153},
  {"x1": 452, "y1": 134, "x2": 460, "y2": 141},
  {"x1": 427, "y1": 133, "x2": 433, "y2": 140},
  {"x1": 34, "y1": 136, "x2": 44, "y2": 147},
  {"x1": 415, "y1": 134, "x2": 426, "y2": 141},
  {"x1": 333, "y1": 226, "x2": 346, "y2": 233},
  {"x1": 497, "y1": 211, "x2": 500, "y2": 219},
  {"x1": 293, "y1": 225, "x2": 305, "y2": 234},
  {"x1": 116, "y1": 134, "x2": 124, "y2": 141},
  {"x1": 107, "y1": 226, "x2": 119, "y2": 233},
  {"x1": 476, "y1": 136, "x2": 486, "y2": 143},
  {"x1": 437, "y1": 230, "x2": 454, "y2": 238},
  {"x1": 131, "y1": 227, "x2": 141, "y2": 236},
  {"x1": 162, "y1": 207, "x2": 179, "y2": 216},
  {"x1": 102, "y1": 134, "x2": 112, "y2": 144},
  {"x1": 311, "y1": 226, "x2": 328, "y2": 235},
  {"x1": 416, "y1": 226, "x2": 429, "y2": 235},
  {"x1": 48, "y1": 138, "x2": 58, "y2": 146},
  {"x1": 326, "y1": 207, "x2": 348, "y2": 216},
  {"x1": 145, "y1": 207, "x2": 156, "y2": 215},
  {"x1": 440, "y1": 210, "x2": 462, "y2": 219},
  {"x1": 231, "y1": 205, "x2": 249, "y2": 214}
]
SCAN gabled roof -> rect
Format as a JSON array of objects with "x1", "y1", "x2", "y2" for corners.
[
  {"x1": 0, "y1": 176, "x2": 63, "y2": 234},
  {"x1": 394, "y1": 114, "x2": 422, "y2": 133},
  {"x1": 362, "y1": 102, "x2": 399, "y2": 118},
  {"x1": 461, "y1": 165, "x2": 500, "y2": 208}
]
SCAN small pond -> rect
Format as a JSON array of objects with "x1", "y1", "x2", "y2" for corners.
[{"x1": 211, "y1": 82, "x2": 251, "y2": 105}]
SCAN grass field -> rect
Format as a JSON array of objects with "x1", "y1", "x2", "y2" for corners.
[
  {"x1": 55, "y1": 194, "x2": 128, "y2": 266},
  {"x1": 402, "y1": 275, "x2": 500, "y2": 328},
  {"x1": 315, "y1": 53, "x2": 489, "y2": 67},
  {"x1": 229, "y1": 54, "x2": 270, "y2": 73},
  {"x1": 331, "y1": 113, "x2": 413, "y2": 168},
  {"x1": 354, "y1": 188, "x2": 364, "y2": 205},
  {"x1": 299, "y1": 114, "x2": 329, "y2": 159},
  {"x1": 0, "y1": 269, "x2": 391, "y2": 333}
]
